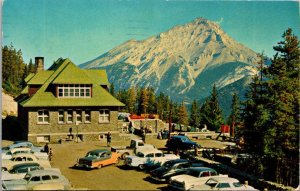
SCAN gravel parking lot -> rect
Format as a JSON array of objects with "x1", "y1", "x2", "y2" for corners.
[{"x1": 2, "y1": 134, "x2": 228, "y2": 190}]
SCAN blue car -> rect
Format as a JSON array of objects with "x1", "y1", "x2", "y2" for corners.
[{"x1": 165, "y1": 135, "x2": 200, "y2": 151}]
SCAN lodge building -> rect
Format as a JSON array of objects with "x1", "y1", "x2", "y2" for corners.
[{"x1": 16, "y1": 57, "x2": 124, "y2": 143}]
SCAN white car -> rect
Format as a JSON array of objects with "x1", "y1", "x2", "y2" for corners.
[
  {"x1": 189, "y1": 177, "x2": 257, "y2": 190},
  {"x1": 2, "y1": 147, "x2": 49, "y2": 160},
  {"x1": 2, "y1": 141, "x2": 44, "y2": 153},
  {"x1": 2, "y1": 153, "x2": 51, "y2": 170},
  {"x1": 125, "y1": 148, "x2": 180, "y2": 170},
  {"x1": 169, "y1": 167, "x2": 227, "y2": 191},
  {"x1": 3, "y1": 170, "x2": 71, "y2": 190}
]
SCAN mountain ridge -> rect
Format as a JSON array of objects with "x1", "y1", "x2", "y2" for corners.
[{"x1": 80, "y1": 17, "x2": 258, "y2": 106}]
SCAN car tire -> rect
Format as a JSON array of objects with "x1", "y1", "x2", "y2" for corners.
[
  {"x1": 122, "y1": 153, "x2": 129, "y2": 160},
  {"x1": 97, "y1": 165, "x2": 103, "y2": 169},
  {"x1": 138, "y1": 164, "x2": 145, "y2": 170}
]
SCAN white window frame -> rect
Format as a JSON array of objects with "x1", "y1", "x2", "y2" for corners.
[
  {"x1": 99, "y1": 109, "x2": 110, "y2": 123},
  {"x1": 37, "y1": 110, "x2": 49, "y2": 124},
  {"x1": 85, "y1": 110, "x2": 91, "y2": 123},
  {"x1": 58, "y1": 110, "x2": 64, "y2": 124},
  {"x1": 67, "y1": 110, "x2": 73, "y2": 123},
  {"x1": 57, "y1": 84, "x2": 91, "y2": 98},
  {"x1": 76, "y1": 110, "x2": 82, "y2": 123}
]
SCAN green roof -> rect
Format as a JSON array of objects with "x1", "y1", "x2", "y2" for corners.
[
  {"x1": 27, "y1": 71, "x2": 54, "y2": 85},
  {"x1": 24, "y1": 73, "x2": 35, "y2": 83},
  {"x1": 20, "y1": 58, "x2": 124, "y2": 107}
]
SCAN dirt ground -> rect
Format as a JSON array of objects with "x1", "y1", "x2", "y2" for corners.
[{"x1": 2, "y1": 134, "x2": 229, "y2": 190}]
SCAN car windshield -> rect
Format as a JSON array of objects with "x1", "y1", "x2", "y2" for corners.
[
  {"x1": 24, "y1": 174, "x2": 31, "y2": 181},
  {"x1": 162, "y1": 161, "x2": 175, "y2": 169},
  {"x1": 205, "y1": 179, "x2": 218, "y2": 187},
  {"x1": 233, "y1": 182, "x2": 242, "y2": 187},
  {"x1": 136, "y1": 152, "x2": 144, "y2": 157},
  {"x1": 187, "y1": 169, "x2": 200, "y2": 177}
]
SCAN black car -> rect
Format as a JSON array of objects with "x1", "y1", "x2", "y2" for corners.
[
  {"x1": 165, "y1": 135, "x2": 200, "y2": 151},
  {"x1": 149, "y1": 159, "x2": 203, "y2": 182}
]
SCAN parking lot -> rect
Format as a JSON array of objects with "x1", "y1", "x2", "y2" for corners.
[{"x1": 2, "y1": 135, "x2": 228, "y2": 190}]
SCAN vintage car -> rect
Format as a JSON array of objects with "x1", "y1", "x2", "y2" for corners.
[
  {"x1": 149, "y1": 159, "x2": 203, "y2": 182},
  {"x1": 189, "y1": 177, "x2": 257, "y2": 190},
  {"x1": 2, "y1": 162, "x2": 61, "y2": 181},
  {"x1": 75, "y1": 149, "x2": 121, "y2": 169},
  {"x1": 2, "y1": 141, "x2": 44, "y2": 152},
  {"x1": 2, "y1": 162, "x2": 42, "y2": 181},
  {"x1": 169, "y1": 167, "x2": 227, "y2": 191},
  {"x1": 165, "y1": 135, "x2": 200, "y2": 151},
  {"x1": 124, "y1": 148, "x2": 180, "y2": 170},
  {"x1": 2, "y1": 153, "x2": 51, "y2": 170},
  {"x1": 3, "y1": 170, "x2": 71, "y2": 190},
  {"x1": 2, "y1": 147, "x2": 49, "y2": 160}
]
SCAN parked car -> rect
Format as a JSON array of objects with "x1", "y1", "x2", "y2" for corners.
[
  {"x1": 189, "y1": 177, "x2": 257, "y2": 190},
  {"x1": 2, "y1": 162, "x2": 61, "y2": 181},
  {"x1": 125, "y1": 148, "x2": 180, "y2": 170},
  {"x1": 169, "y1": 167, "x2": 227, "y2": 191},
  {"x1": 2, "y1": 153, "x2": 51, "y2": 170},
  {"x1": 3, "y1": 170, "x2": 71, "y2": 190},
  {"x1": 165, "y1": 135, "x2": 200, "y2": 151},
  {"x1": 75, "y1": 149, "x2": 120, "y2": 169},
  {"x1": 111, "y1": 139, "x2": 155, "y2": 159},
  {"x1": 149, "y1": 159, "x2": 203, "y2": 182},
  {"x1": 2, "y1": 147, "x2": 49, "y2": 160},
  {"x1": 2, "y1": 162, "x2": 42, "y2": 181},
  {"x1": 2, "y1": 141, "x2": 44, "y2": 152}
]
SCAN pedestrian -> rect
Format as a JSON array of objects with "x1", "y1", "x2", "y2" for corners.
[
  {"x1": 43, "y1": 143, "x2": 49, "y2": 153},
  {"x1": 157, "y1": 130, "x2": 162, "y2": 139},
  {"x1": 107, "y1": 132, "x2": 112, "y2": 147},
  {"x1": 141, "y1": 129, "x2": 146, "y2": 143},
  {"x1": 49, "y1": 148, "x2": 53, "y2": 161}
]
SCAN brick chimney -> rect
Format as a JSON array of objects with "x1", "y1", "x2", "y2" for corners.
[{"x1": 35, "y1": 57, "x2": 44, "y2": 73}]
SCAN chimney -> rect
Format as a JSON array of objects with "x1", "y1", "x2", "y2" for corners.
[{"x1": 35, "y1": 57, "x2": 44, "y2": 73}]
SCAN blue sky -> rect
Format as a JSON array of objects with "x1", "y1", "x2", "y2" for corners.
[{"x1": 3, "y1": 0, "x2": 299, "y2": 69}]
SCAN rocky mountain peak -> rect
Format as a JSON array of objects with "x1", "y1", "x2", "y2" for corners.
[{"x1": 80, "y1": 17, "x2": 258, "y2": 103}]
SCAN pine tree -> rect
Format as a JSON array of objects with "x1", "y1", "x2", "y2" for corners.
[
  {"x1": 127, "y1": 87, "x2": 136, "y2": 114},
  {"x1": 201, "y1": 84, "x2": 224, "y2": 131},
  {"x1": 227, "y1": 92, "x2": 241, "y2": 137},
  {"x1": 190, "y1": 99, "x2": 200, "y2": 128},
  {"x1": 178, "y1": 102, "x2": 189, "y2": 126},
  {"x1": 110, "y1": 83, "x2": 115, "y2": 97}
]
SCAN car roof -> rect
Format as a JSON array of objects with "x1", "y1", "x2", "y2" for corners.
[
  {"x1": 26, "y1": 170, "x2": 61, "y2": 176},
  {"x1": 171, "y1": 135, "x2": 188, "y2": 139},
  {"x1": 11, "y1": 153, "x2": 37, "y2": 158},
  {"x1": 88, "y1": 149, "x2": 110, "y2": 154},
  {"x1": 12, "y1": 162, "x2": 40, "y2": 169},
  {"x1": 207, "y1": 176, "x2": 239, "y2": 182},
  {"x1": 165, "y1": 159, "x2": 189, "y2": 164},
  {"x1": 10, "y1": 147, "x2": 32, "y2": 152},
  {"x1": 188, "y1": 167, "x2": 215, "y2": 171}
]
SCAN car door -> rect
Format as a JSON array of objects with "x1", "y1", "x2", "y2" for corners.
[{"x1": 28, "y1": 175, "x2": 42, "y2": 189}]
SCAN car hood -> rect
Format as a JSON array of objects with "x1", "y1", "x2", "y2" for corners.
[
  {"x1": 171, "y1": 174, "x2": 197, "y2": 183},
  {"x1": 3, "y1": 179, "x2": 27, "y2": 186},
  {"x1": 151, "y1": 167, "x2": 169, "y2": 176}
]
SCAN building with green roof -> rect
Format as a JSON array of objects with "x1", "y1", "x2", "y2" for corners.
[{"x1": 16, "y1": 57, "x2": 124, "y2": 143}]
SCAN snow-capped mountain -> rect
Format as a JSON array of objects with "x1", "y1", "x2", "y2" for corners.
[{"x1": 80, "y1": 17, "x2": 258, "y2": 103}]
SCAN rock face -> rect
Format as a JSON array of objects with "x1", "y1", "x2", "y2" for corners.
[
  {"x1": 2, "y1": 91, "x2": 17, "y2": 116},
  {"x1": 80, "y1": 17, "x2": 258, "y2": 103}
]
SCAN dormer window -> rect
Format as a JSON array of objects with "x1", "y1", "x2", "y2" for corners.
[{"x1": 57, "y1": 84, "x2": 91, "y2": 98}]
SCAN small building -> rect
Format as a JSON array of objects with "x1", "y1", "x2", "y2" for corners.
[{"x1": 16, "y1": 57, "x2": 124, "y2": 143}]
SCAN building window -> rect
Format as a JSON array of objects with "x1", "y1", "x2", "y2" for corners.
[
  {"x1": 67, "y1": 110, "x2": 73, "y2": 123},
  {"x1": 76, "y1": 110, "x2": 82, "y2": 123},
  {"x1": 85, "y1": 110, "x2": 91, "y2": 123},
  {"x1": 57, "y1": 84, "x2": 91, "y2": 98},
  {"x1": 99, "y1": 109, "x2": 110, "y2": 123},
  {"x1": 37, "y1": 110, "x2": 49, "y2": 124},
  {"x1": 58, "y1": 110, "x2": 64, "y2": 124}
]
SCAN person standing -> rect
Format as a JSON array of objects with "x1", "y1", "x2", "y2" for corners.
[
  {"x1": 141, "y1": 129, "x2": 146, "y2": 143},
  {"x1": 43, "y1": 143, "x2": 49, "y2": 153},
  {"x1": 107, "y1": 132, "x2": 112, "y2": 147}
]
